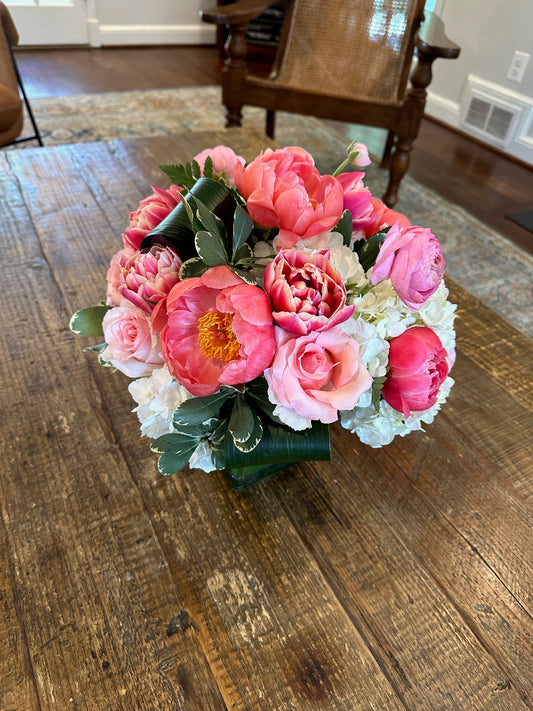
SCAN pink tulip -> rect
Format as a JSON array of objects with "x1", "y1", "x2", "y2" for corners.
[
  {"x1": 336, "y1": 172, "x2": 374, "y2": 232},
  {"x1": 160, "y1": 265, "x2": 276, "y2": 396},
  {"x1": 233, "y1": 146, "x2": 344, "y2": 250},
  {"x1": 193, "y1": 145, "x2": 245, "y2": 187},
  {"x1": 264, "y1": 249, "x2": 354, "y2": 335},
  {"x1": 106, "y1": 244, "x2": 182, "y2": 313},
  {"x1": 102, "y1": 300, "x2": 164, "y2": 378},
  {"x1": 123, "y1": 184, "x2": 183, "y2": 250},
  {"x1": 382, "y1": 326, "x2": 449, "y2": 417},
  {"x1": 265, "y1": 327, "x2": 372, "y2": 427},
  {"x1": 370, "y1": 223, "x2": 445, "y2": 310}
]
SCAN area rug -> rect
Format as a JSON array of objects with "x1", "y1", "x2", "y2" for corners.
[{"x1": 13, "y1": 86, "x2": 533, "y2": 338}]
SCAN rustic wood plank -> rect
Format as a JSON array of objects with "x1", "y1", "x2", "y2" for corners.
[{"x1": 2, "y1": 148, "x2": 228, "y2": 710}]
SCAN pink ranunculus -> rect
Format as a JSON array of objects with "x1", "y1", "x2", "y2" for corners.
[
  {"x1": 101, "y1": 299, "x2": 164, "y2": 378},
  {"x1": 160, "y1": 265, "x2": 276, "y2": 396},
  {"x1": 363, "y1": 197, "x2": 411, "y2": 238},
  {"x1": 370, "y1": 223, "x2": 445, "y2": 310},
  {"x1": 336, "y1": 172, "x2": 374, "y2": 232},
  {"x1": 382, "y1": 326, "x2": 449, "y2": 417},
  {"x1": 264, "y1": 249, "x2": 354, "y2": 335},
  {"x1": 123, "y1": 184, "x2": 183, "y2": 250},
  {"x1": 193, "y1": 145, "x2": 246, "y2": 187},
  {"x1": 233, "y1": 146, "x2": 344, "y2": 250},
  {"x1": 265, "y1": 327, "x2": 372, "y2": 428},
  {"x1": 106, "y1": 244, "x2": 182, "y2": 313}
]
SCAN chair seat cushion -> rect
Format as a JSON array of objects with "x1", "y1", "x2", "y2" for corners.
[{"x1": 0, "y1": 81, "x2": 22, "y2": 132}]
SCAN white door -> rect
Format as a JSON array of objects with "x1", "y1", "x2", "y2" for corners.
[{"x1": 7, "y1": 0, "x2": 89, "y2": 46}]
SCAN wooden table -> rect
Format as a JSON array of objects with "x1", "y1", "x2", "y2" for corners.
[{"x1": 1, "y1": 129, "x2": 532, "y2": 710}]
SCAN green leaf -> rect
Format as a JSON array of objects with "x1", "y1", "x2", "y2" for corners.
[
  {"x1": 160, "y1": 163, "x2": 196, "y2": 190},
  {"x1": 157, "y1": 446, "x2": 198, "y2": 475},
  {"x1": 232, "y1": 242, "x2": 254, "y2": 265},
  {"x1": 195, "y1": 230, "x2": 229, "y2": 267},
  {"x1": 179, "y1": 257, "x2": 210, "y2": 280},
  {"x1": 172, "y1": 388, "x2": 235, "y2": 426},
  {"x1": 228, "y1": 396, "x2": 263, "y2": 453},
  {"x1": 194, "y1": 196, "x2": 226, "y2": 241},
  {"x1": 202, "y1": 155, "x2": 214, "y2": 180},
  {"x1": 174, "y1": 418, "x2": 222, "y2": 439},
  {"x1": 232, "y1": 204, "x2": 254, "y2": 257},
  {"x1": 224, "y1": 419, "x2": 330, "y2": 468},
  {"x1": 335, "y1": 209, "x2": 353, "y2": 248},
  {"x1": 151, "y1": 432, "x2": 196, "y2": 453},
  {"x1": 355, "y1": 229, "x2": 389, "y2": 272},
  {"x1": 69, "y1": 306, "x2": 110, "y2": 337},
  {"x1": 141, "y1": 177, "x2": 236, "y2": 259},
  {"x1": 245, "y1": 377, "x2": 283, "y2": 424},
  {"x1": 229, "y1": 266, "x2": 257, "y2": 285}
]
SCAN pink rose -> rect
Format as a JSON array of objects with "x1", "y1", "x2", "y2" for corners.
[
  {"x1": 106, "y1": 244, "x2": 182, "y2": 313},
  {"x1": 233, "y1": 146, "x2": 344, "y2": 250},
  {"x1": 363, "y1": 197, "x2": 411, "y2": 238},
  {"x1": 336, "y1": 172, "x2": 373, "y2": 232},
  {"x1": 193, "y1": 145, "x2": 246, "y2": 187},
  {"x1": 102, "y1": 300, "x2": 164, "y2": 378},
  {"x1": 264, "y1": 249, "x2": 354, "y2": 335},
  {"x1": 161, "y1": 265, "x2": 276, "y2": 396},
  {"x1": 382, "y1": 326, "x2": 449, "y2": 417},
  {"x1": 265, "y1": 327, "x2": 372, "y2": 428},
  {"x1": 123, "y1": 184, "x2": 183, "y2": 250},
  {"x1": 370, "y1": 223, "x2": 445, "y2": 310}
]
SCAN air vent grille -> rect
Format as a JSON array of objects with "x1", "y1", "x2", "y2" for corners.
[
  {"x1": 486, "y1": 106, "x2": 514, "y2": 141},
  {"x1": 462, "y1": 93, "x2": 517, "y2": 146}
]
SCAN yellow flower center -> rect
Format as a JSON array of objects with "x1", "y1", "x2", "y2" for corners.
[{"x1": 197, "y1": 310, "x2": 241, "y2": 363}]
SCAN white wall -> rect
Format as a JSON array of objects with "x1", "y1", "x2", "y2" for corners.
[
  {"x1": 92, "y1": 0, "x2": 215, "y2": 46},
  {"x1": 425, "y1": 0, "x2": 533, "y2": 164}
]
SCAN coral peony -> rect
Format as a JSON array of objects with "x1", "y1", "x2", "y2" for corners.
[
  {"x1": 233, "y1": 146, "x2": 344, "y2": 250},
  {"x1": 106, "y1": 244, "x2": 182, "y2": 313},
  {"x1": 160, "y1": 265, "x2": 276, "y2": 396},
  {"x1": 336, "y1": 172, "x2": 374, "y2": 233},
  {"x1": 264, "y1": 249, "x2": 354, "y2": 335},
  {"x1": 193, "y1": 145, "x2": 245, "y2": 187},
  {"x1": 101, "y1": 299, "x2": 164, "y2": 378},
  {"x1": 381, "y1": 326, "x2": 449, "y2": 417},
  {"x1": 363, "y1": 197, "x2": 411, "y2": 238},
  {"x1": 123, "y1": 184, "x2": 183, "y2": 250},
  {"x1": 370, "y1": 223, "x2": 445, "y2": 310},
  {"x1": 265, "y1": 327, "x2": 372, "y2": 430}
]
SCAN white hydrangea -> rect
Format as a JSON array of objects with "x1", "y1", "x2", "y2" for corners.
[
  {"x1": 128, "y1": 365, "x2": 194, "y2": 439},
  {"x1": 188, "y1": 440, "x2": 217, "y2": 473}
]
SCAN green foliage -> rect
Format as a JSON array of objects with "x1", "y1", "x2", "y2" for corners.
[
  {"x1": 69, "y1": 306, "x2": 110, "y2": 337},
  {"x1": 354, "y1": 228, "x2": 390, "y2": 272},
  {"x1": 227, "y1": 396, "x2": 263, "y2": 453},
  {"x1": 335, "y1": 209, "x2": 353, "y2": 248}
]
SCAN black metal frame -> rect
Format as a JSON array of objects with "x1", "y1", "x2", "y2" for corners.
[{"x1": 5, "y1": 40, "x2": 43, "y2": 147}]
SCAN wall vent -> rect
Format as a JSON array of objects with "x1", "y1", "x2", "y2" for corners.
[{"x1": 463, "y1": 95, "x2": 516, "y2": 145}]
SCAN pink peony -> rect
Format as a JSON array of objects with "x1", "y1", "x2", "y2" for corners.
[
  {"x1": 265, "y1": 327, "x2": 372, "y2": 428},
  {"x1": 233, "y1": 146, "x2": 344, "y2": 250},
  {"x1": 363, "y1": 197, "x2": 411, "y2": 238},
  {"x1": 193, "y1": 145, "x2": 246, "y2": 187},
  {"x1": 101, "y1": 299, "x2": 164, "y2": 378},
  {"x1": 160, "y1": 265, "x2": 276, "y2": 396},
  {"x1": 382, "y1": 326, "x2": 449, "y2": 417},
  {"x1": 264, "y1": 249, "x2": 354, "y2": 335},
  {"x1": 348, "y1": 142, "x2": 371, "y2": 167},
  {"x1": 106, "y1": 244, "x2": 182, "y2": 313},
  {"x1": 370, "y1": 223, "x2": 445, "y2": 310},
  {"x1": 123, "y1": 184, "x2": 183, "y2": 250}
]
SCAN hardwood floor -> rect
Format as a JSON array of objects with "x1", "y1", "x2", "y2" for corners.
[{"x1": 14, "y1": 45, "x2": 533, "y2": 254}]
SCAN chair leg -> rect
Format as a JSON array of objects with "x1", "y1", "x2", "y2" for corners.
[
  {"x1": 266, "y1": 109, "x2": 275, "y2": 138},
  {"x1": 381, "y1": 130, "x2": 395, "y2": 168},
  {"x1": 383, "y1": 136, "x2": 412, "y2": 208},
  {"x1": 8, "y1": 42, "x2": 43, "y2": 146},
  {"x1": 225, "y1": 104, "x2": 243, "y2": 128}
]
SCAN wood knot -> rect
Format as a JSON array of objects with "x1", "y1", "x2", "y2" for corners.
[{"x1": 166, "y1": 610, "x2": 199, "y2": 637}]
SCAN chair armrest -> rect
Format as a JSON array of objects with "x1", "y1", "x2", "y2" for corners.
[
  {"x1": 416, "y1": 11, "x2": 460, "y2": 59},
  {"x1": 0, "y1": 2, "x2": 20, "y2": 46},
  {"x1": 201, "y1": 0, "x2": 279, "y2": 26}
]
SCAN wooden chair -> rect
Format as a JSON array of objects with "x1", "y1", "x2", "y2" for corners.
[
  {"x1": 201, "y1": 0, "x2": 460, "y2": 206},
  {"x1": 0, "y1": 1, "x2": 42, "y2": 148}
]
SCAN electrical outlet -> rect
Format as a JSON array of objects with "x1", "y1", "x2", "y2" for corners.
[{"x1": 507, "y1": 50, "x2": 530, "y2": 84}]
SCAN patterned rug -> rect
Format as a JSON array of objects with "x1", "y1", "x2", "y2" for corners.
[{"x1": 12, "y1": 86, "x2": 533, "y2": 338}]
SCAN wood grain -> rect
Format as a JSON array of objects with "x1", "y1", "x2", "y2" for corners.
[{"x1": 1, "y1": 133, "x2": 531, "y2": 710}]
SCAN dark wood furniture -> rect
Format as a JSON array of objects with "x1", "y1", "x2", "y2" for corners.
[
  {"x1": 1, "y1": 129, "x2": 532, "y2": 710},
  {"x1": 201, "y1": 0, "x2": 460, "y2": 207}
]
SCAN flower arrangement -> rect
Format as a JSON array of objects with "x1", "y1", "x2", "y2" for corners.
[{"x1": 70, "y1": 142, "x2": 456, "y2": 489}]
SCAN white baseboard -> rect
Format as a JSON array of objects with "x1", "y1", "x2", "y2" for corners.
[
  {"x1": 97, "y1": 23, "x2": 216, "y2": 46},
  {"x1": 425, "y1": 91, "x2": 461, "y2": 129}
]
